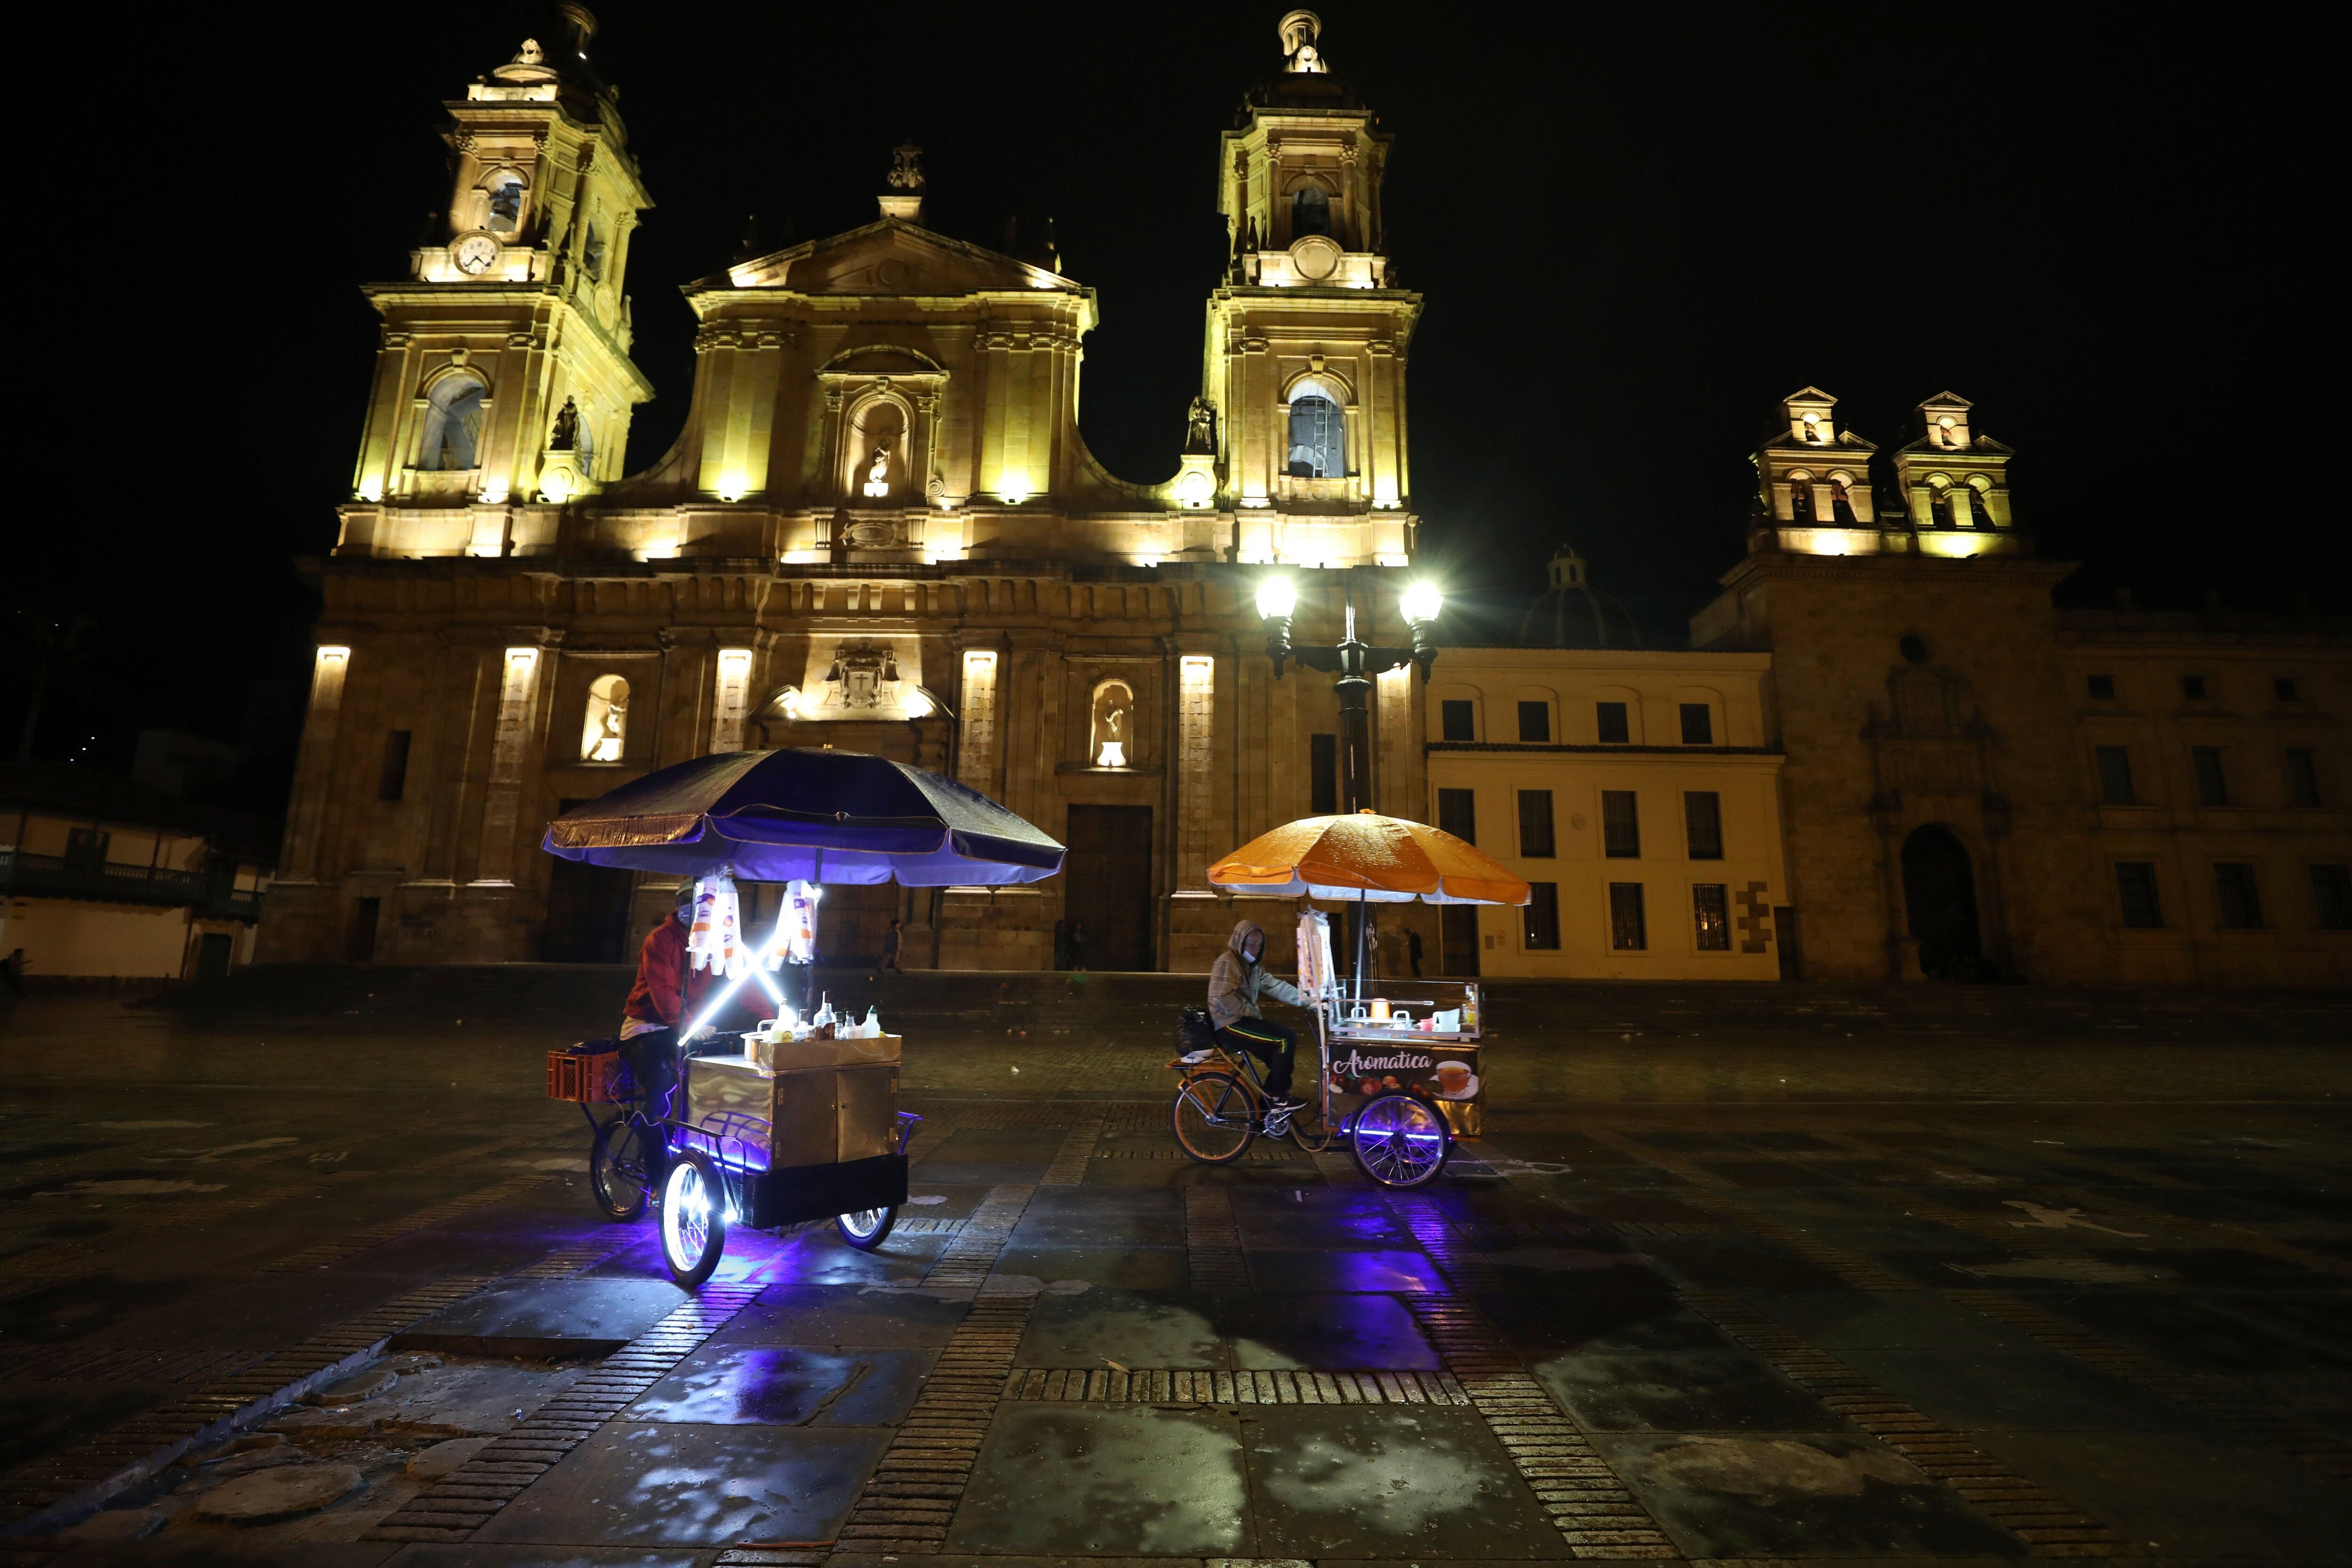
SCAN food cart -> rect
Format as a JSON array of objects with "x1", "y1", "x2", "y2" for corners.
[
  {"x1": 1186, "y1": 810, "x2": 1528, "y2": 1187},
  {"x1": 540, "y1": 748, "x2": 1064, "y2": 1286}
]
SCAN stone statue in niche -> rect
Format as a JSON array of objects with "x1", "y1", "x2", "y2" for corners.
[
  {"x1": 1184, "y1": 396, "x2": 1216, "y2": 454},
  {"x1": 1091, "y1": 681, "x2": 1134, "y2": 768},
  {"x1": 861, "y1": 445, "x2": 890, "y2": 498},
  {"x1": 549, "y1": 396, "x2": 579, "y2": 451},
  {"x1": 822, "y1": 639, "x2": 904, "y2": 711}
]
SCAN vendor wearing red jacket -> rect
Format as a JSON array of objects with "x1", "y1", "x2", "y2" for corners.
[{"x1": 619, "y1": 882, "x2": 709, "y2": 1193}]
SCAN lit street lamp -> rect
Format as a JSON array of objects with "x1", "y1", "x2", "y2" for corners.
[{"x1": 1256, "y1": 567, "x2": 1445, "y2": 977}]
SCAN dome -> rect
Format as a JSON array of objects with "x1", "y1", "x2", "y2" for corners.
[{"x1": 1518, "y1": 544, "x2": 1645, "y2": 650}]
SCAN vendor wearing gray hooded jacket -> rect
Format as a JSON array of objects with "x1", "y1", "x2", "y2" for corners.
[{"x1": 1207, "y1": 918, "x2": 1309, "y2": 1100}]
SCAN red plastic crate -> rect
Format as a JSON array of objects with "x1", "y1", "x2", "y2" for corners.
[{"x1": 547, "y1": 1047, "x2": 627, "y2": 1104}]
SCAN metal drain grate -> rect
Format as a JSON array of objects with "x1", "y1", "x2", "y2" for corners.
[{"x1": 1001, "y1": 1366, "x2": 1468, "y2": 1405}]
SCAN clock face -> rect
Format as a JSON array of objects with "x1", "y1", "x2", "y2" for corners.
[{"x1": 453, "y1": 233, "x2": 500, "y2": 276}]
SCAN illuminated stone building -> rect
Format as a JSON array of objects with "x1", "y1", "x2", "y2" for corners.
[
  {"x1": 259, "y1": 10, "x2": 1437, "y2": 975},
  {"x1": 262, "y1": 10, "x2": 2348, "y2": 986}
]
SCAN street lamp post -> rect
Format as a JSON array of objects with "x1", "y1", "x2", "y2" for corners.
[{"x1": 1255, "y1": 568, "x2": 1444, "y2": 988}]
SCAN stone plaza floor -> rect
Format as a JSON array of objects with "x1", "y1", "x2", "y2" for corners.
[{"x1": 0, "y1": 971, "x2": 2345, "y2": 1566}]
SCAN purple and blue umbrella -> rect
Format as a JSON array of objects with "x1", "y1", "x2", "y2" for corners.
[{"x1": 541, "y1": 748, "x2": 1064, "y2": 885}]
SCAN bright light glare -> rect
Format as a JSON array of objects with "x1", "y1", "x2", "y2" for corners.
[
  {"x1": 1399, "y1": 582, "x2": 1445, "y2": 625},
  {"x1": 1255, "y1": 577, "x2": 1298, "y2": 621}
]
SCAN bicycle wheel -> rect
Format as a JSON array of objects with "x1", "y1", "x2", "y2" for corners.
[
  {"x1": 659, "y1": 1151, "x2": 728, "y2": 1288},
  {"x1": 1172, "y1": 1071, "x2": 1255, "y2": 1163},
  {"x1": 1350, "y1": 1091, "x2": 1450, "y2": 1188},
  {"x1": 836, "y1": 1206, "x2": 897, "y2": 1250},
  {"x1": 589, "y1": 1115, "x2": 651, "y2": 1221}
]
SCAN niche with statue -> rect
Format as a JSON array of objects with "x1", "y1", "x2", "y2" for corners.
[{"x1": 1089, "y1": 679, "x2": 1135, "y2": 768}]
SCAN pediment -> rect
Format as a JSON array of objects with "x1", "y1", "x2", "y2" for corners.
[
  {"x1": 819, "y1": 345, "x2": 947, "y2": 380},
  {"x1": 725, "y1": 220, "x2": 1066, "y2": 296}
]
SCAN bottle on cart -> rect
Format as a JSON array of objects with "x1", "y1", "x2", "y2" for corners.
[
  {"x1": 862, "y1": 1005, "x2": 881, "y2": 1037},
  {"x1": 1462, "y1": 985, "x2": 1479, "y2": 1034},
  {"x1": 812, "y1": 994, "x2": 835, "y2": 1037}
]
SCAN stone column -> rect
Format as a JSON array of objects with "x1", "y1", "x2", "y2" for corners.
[
  {"x1": 1176, "y1": 653, "x2": 1217, "y2": 891},
  {"x1": 278, "y1": 645, "x2": 353, "y2": 882},
  {"x1": 473, "y1": 645, "x2": 545, "y2": 885},
  {"x1": 954, "y1": 647, "x2": 1001, "y2": 796},
  {"x1": 709, "y1": 646, "x2": 755, "y2": 754}
]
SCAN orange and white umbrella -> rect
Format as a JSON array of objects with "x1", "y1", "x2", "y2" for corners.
[{"x1": 1208, "y1": 810, "x2": 1531, "y2": 906}]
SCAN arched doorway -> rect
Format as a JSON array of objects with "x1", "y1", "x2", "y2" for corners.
[{"x1": 1901, "y1": 825, "x2": 1982, "y2": 978}]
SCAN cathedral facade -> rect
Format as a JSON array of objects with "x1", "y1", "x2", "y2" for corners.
[{"x1": 259, "y1": 11, "x2": 2349, "y2": 986}]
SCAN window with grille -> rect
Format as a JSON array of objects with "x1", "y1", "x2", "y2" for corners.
[
  {"x1": 1609, "y1": 883, "x2": 1647, "y2": 950},
  {"x1": 1437, "y1": 788, "x2": 1476, "y2": 844},
  {"x1": 1679, "y1": 703, "x2": 1713, "y2": 745},
  {"x1": 1693, "y1": 884, "x2": 1730, "y2": 950},
  {"x1": 1684, "y1": 792, "x2": 1723, "y2": 860},
  {"x1": 1440, "y1": 700, "x2": 1475, "y2": 742},
  {"x1": 2285, "y1": 749, "x2": 2321, "y2": 808},
  {"x1": 1596, "y1": 701, "x2": 1630, "y2": 744},
  {"x1": 2274, "y1": 676, "x2": 2300, "y2": 702},
  {"x1": 2213, "y1": 862, "x2": 2263, "y2": 929},
  {"x1": 2095, "y1": 747, "x2": 2135, "y2": 806},
  {"x1": 2182, "y1": 675, "x2": 2209, "y2": 701},
  {"x1": 2312, "y1": 864, "x2": 2352, "y2": 930},
  {"x1": 1518, "y1": 790, "x2": 1556, "y2": 858},
  {"x1": 2115, "y1": 862, "x2": 2162, "y2": 928},
  {"x1": 1518, "y1": 701, "x2": 1550, "y2": 742},
  {"x1": 1523, "y1": 883, "x2": 1560, "y2": 949},
  {"x1": 1602, "y1": 790, "x2": 1640, "y2": 858},
  {"x1": 2088, "y1": 674, "x2": 2116, "y2": 699},
  {"x1": 2193, "y1": 747, "x2": 2228, "y2": 806}
]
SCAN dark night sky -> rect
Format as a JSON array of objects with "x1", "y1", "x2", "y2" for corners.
[{"x1": 10, "y1": 2, "x2": 2336, "y2": 810}]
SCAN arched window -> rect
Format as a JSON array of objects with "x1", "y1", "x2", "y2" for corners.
[
  {"x1": 1967, "y1": 478, "x2": 1994, "y2": 525},
  {"x1": 1830, "y1": 477, "x2": 1858, "y2": 524},
  {"x1": 1090, "y1": 679, "x2": 1134, "y2": 767},
  {"x1": 485, "y1": 174, "x2": 526, "y2": 234},
  {"x1": 419, "y1": 375, "x2": 487, "y2": 471},
  {"x1": 1789, "y1": 479, "x2": 1816, "y2": 523},
  {"x1": 582, "y1": 223, "x2": 607, "y2": 281},
  {"x1": 1287, "y1": 391, "x2": 1343, "y2": 478},
  {"x1": 582, "y1": 674, "x2": 628, "y2": 761},
  {"x1": 1292, "y1": 185, "x2": 1331, "y2": 239}
]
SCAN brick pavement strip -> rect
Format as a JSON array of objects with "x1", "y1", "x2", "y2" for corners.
[
  {"x1": 1403, "y1": 1296, "x2": 1681, "y2": 1560},
  {"x1": 364, "y1": 1282, "x2": 767, "y2": 1543},
  {"x1": 921, "y1": 1182, "x2": 1037, "y2": 1296},
  {"x1": 1947, "y1": 1289, "x2": 2352, "y2": 1483},
  {"x1": 1039, "y1": 1110, "x2": 1106, "y2": 1185},
  {"x1": 1001, "y1": 1365, "x2": 1470, "y2": 1405},
  {"x1": 1184, "y1": 1185, "x2": 1248, "y2": 1290},
  {"x1": 0, "y1": 1274, "x2": 494, "y2": 1535},
  {"x1": 1681, "y1": 1291, "x2": 2131, "y2": 1557}
]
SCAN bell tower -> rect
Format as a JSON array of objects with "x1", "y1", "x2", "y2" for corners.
[
  {"x1": 339, "y1": 3, "x2": 653, "y2": 557},
  {"x1": 1201, "y1": 10, "x2": 1421, "y2": 563}
]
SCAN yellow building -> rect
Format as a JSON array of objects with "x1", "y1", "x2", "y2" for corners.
[{"x1": 1423, "y1": 551, "x2": 1788, "y2": 979}]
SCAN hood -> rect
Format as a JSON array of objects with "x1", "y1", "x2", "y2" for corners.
[{"x1": 1227, "y1": 919, "x2": 1266, "y2": 963}]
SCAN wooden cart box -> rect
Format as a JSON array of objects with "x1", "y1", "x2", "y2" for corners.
[{"x1": 682, "y1": 1036, "x2": 901, "y2": 1170}]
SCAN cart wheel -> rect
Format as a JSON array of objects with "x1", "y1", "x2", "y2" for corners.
[
  {"x1": 836, "y1": 1206, "x2": 897, "y2": 1250},
  {"x1": 1349, "y1": 1091, "x2": 1450, "y2": 1188},
  {"x1": 659, "y1": 1151, "x2": 728, "y2": 1288},
  {"x1": 1172, "y1": 1071, "x2": 1255, "y2": 1164},
  {"x1": 589, "y1": 1116, "x2": 650, "y2": 1221}
]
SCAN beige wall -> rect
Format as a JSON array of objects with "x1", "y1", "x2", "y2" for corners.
[
  {"x1": 2062, "y1": 623, "x2": 2352, "y2": 984},
  {"x1": 0, "y1": 897, "x2": 190, "y2": 980},
  {"x1": 1422, "y1": 649, "x2": 1787, "y2": 979}
]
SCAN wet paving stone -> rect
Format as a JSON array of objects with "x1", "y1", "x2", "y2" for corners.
[
  {"x1": 711, "y1": 1283, "x2": 970, "y2": 1348},
  {"x1": 1971, "y1": 1430, "x2": 2352, "y2": 1558},
  {"x1": 625, "y1": 1344, "x2": 933, "y2": 1425},
  {"x1": 389, "y1": 1278, "x2": 686, "y2": 1358},
  {"x1": 1477, "y1": 1283, "x2": 1727, "y2": 1355},
  {"x1": 1017, "y1": 1288, "x2": 1225, "y2": 1368},
  {"x1": 1830, "y1": 1345, "x2": 2202, "y2": 1432},
  {"x1": 993, "y1": 1244, "x2": 1188, "y2": 1290},
  {"x1": 471, "y1": 1421, "x2": 887, "y2": 1546},
  {"x1": 948, "y1": 1402, "x2": 1252, "y2": 1556},
  {"x1": 1593, "y1": 1431, "x2": 2026, "y2": 1558},
  {"x1": 1535, "y1": 1349, "x2": 1850, "y2": 1432},
  {"x1": 1240, "y1": 1401, "x2": 1564, "y2": 1559},
  {"x1": 1242, "y1": 1247, "x2": 1444, "y2": 1293},
  {"x1": 1218, "y1": 1291, "x2": 1441, "y2": 1370},
  {"x1": 1636, "y1": 1236, "x2": 1857, "y2": 1291},
  {"x1": 1739, "y1": 1289, "x2": 2036, "y2": 1352}
]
